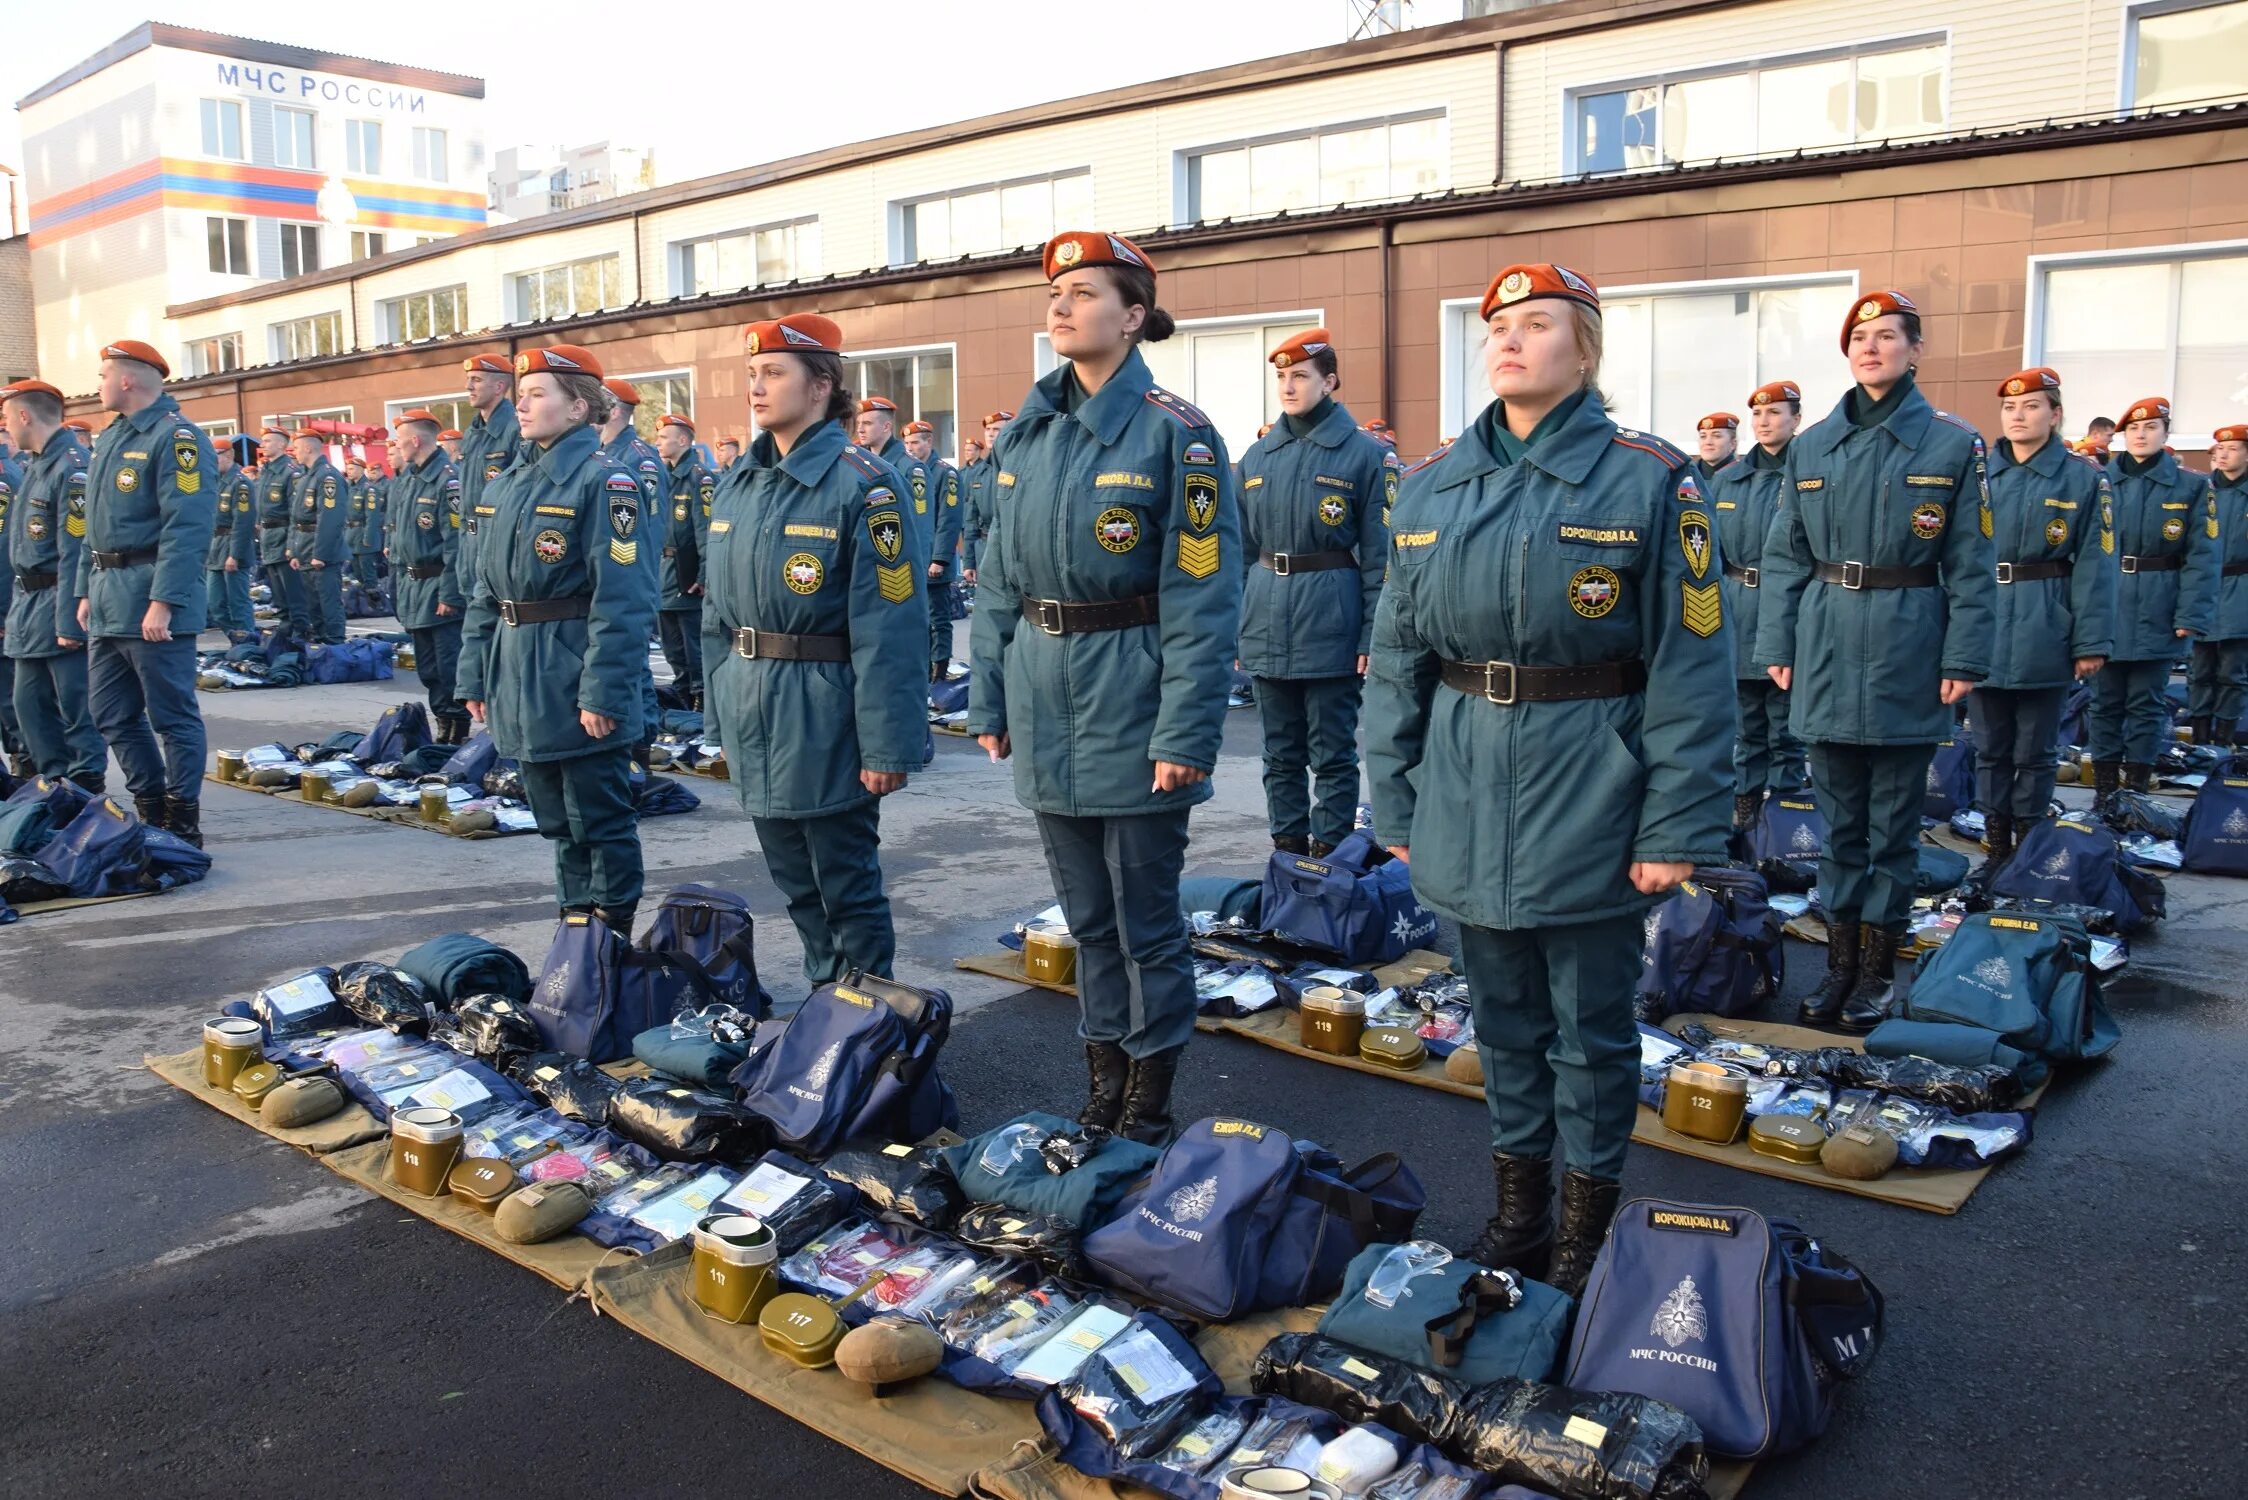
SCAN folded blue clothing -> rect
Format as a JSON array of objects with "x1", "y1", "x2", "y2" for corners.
[
  {"x1": 632, "y1": 1023, "x2": 748, "y2": 1088},
  {"x1": 397, "y1": 932, "x2": 532, "y2": 1005},
  {"x1": 936, "y1": 1111, "x2": 1160, "y2": 1229}
]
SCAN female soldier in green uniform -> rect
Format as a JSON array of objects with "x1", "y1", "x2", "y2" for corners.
[
  {"x1": 1756, "y1": 291, "x2": 1995, "y2": 1031},
  {"x1": 1365, "y1": 263, "x2": 1733, "y2": 1295},
  {"x1": 968, "y1": 230, "x2": 1242, "y2": 1145},
  {"x1": 457, "y1": 345, "x2": 659, "y2": 931},
  {"x1": 1710, "y1": 380, "x2": 1806, "y2": 825},
  {"x1": 2192, "y1": 423, "x2": 2248, "y2": 749},
  {"x1": 701, "y1": 314, "x2": 930, "y2": 987}
]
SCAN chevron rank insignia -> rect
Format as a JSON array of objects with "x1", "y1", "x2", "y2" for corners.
[
  {"x1": 877, "y1": 563, "x2": 914, "y2": 603},
  {"x1": 1681, "y1": 581, "x2": 1722, "y2": 638},
  {"x1": 1177, "y1": 532, "x2": 1221, "y2": 580},
  {"x1": 173, "y1": 431, "x2": 202, "y2": 494}
]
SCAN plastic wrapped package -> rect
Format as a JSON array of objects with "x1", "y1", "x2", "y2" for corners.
[
  {"x1": 1815, "y1": 1051, "x2": 2022, "y2": 1114},
  {"x1": 334, "y1": 962, "x2": 440, "y2": 1035},
  {"x1": 1225, "y1": 1407, "x2": 1331, "y2": 1475},
  {"x1": 593, "y1": 1162, "x2": 699, "y2": 1219},
  {"x1": 952, "y1": 1202, "x2": 1090, "y2": 1280},
  {"x1": 607, "y1": 1079, "x2": 770, "y2": 1164},
  {"x1": 781, "y1": 1219, "x2": 922, "y2": 1299},
  {"x1": 394, "y1": 1061, "x2": 522, "y2": 1127},
  {"x1": 509, "y1": 1053, "x2": 625, "y2": 1125},
  {"x1": 448, "y1": 994, "x2": 542, "y2": 1066},
  {"x1": 1058, "y1": 1320, "x2": 1210, "y2": 1457},
  {"x1": 251, "y1": 969, "x2": 346, "y2": 1040},
  {"x1": 306, "y1": 1027, "x2": 420, "y2": 1073},
  {"x1": 844, "y1": 1244, "x2": 989, "y2": 1319},
  {"x1": 712, "y1": 1152, "x2": 852, "y2": 1254},
  {"x1": 818, "y1": 1142, "x2": 967, "y2": 1230},
  {"x1": 1746, "y1": 1081, "x2": 1831, "y2": 1120},
  {"x1": 354, "y1": 1046, "x2": 462, "y2": 1104},
  {"x1": 519, "y1": 1132, "x2": 641, "y2": 1186},
  {"x1": 1636, "y1": 1026, "x2": 1690, "y2": 1085},
  {"x1": 943, "y1": 1281, "x2": 1082, "y2": 1370},
  {"x1": 465, "y1": 1109, "x2": 588, "y2": 1168}
]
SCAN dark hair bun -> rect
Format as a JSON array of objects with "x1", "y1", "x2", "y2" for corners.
[{"x1": 1142, "y1": 306, "x2": 1178, "y2": 343}]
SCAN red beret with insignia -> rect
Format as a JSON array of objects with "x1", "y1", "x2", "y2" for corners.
[
  {"x1": 1747, "y1": 381, "x2": 1801, "y2": 408},
  {"x1": 0, "y1": 379, "x2": 64, "y2": 403},
  {"x1": 603, "y1": 378, "x2": 641, "y2": 406},
  {"x1": 902, "y1": 420, "x2": 933, "y2": 436},
  {"x1": 1270, "y1": 328, "x2": 1335, "y2": 369},
  {"x1": 2121, "y1": 396, "x2": 2172, "y2": 426},
  {"x1": 462, "y1": 352, "x2": 512, "y2": 374},
  {"x1": 1696, "y1": 413, "x2": 1739, "y2": 433},
  {"x1": 515, "y1": 344, "x2": 604, "y2": 378},
  {"x1": 658, "y1": 413, "x2": 695, "y2": 433},
  {"x1": 1480, "y1": 263, "x2": 1600, "y2": 321},
  {"x1": 1043, "y1": 230, "x2": 1155, "y2": 284},
  {"x1": 100, "y1": 339, "x2": 169, "y2": 378},
  {"x1": 857, "y1": 395, "x2": 897, "y2": 415},
  {"x1": 397, "y1": 408, "x2": 441, "y2": 427},
  {"x1": 1998, "y1": 367, "x2": 2062, "y2": 399},
  {"x1": 743, "y1": 314, "x2": 843, "y2": 356},
  {"x1": 1841, "y1": 290, "x2": 1918, "y2": 352},
  {"x1": 437, "y1": 429, "x2": 463, "y2": 441},
  {"x1": 2214, "y1": 424, "x2": 2248, "y2": 445},
  {"x1": 983, "y1": 410, "x2": 1015, "y2": 424},
  {"x1": 63, "y1": 418, "x2": 93, "y2": 432}
]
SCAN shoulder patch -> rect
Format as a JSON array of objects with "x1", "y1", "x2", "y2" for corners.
[
  {"x1": 605, "y1": 472, "x2": 640, "y2": 494},
  {"x1": 1610, "y1": 430, "x2": 1687, "y2": 469},
  {"x1": 1145, "y1": 388, "x2": 1212, "y2": 429},
  {"x1": 1182, "y1": 440, "x2": 1216, "y2": 466},
  {"x1": 840, "y1": 446, "x2": 884, "y2": 479}
]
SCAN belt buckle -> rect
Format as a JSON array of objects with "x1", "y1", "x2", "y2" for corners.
[
  {"x1": 736, "y1": 627, "x2": 759, "y2": 659},
  {"x1": 1031, "y1": 598, "x2": 1065, "y2": 636},
  {"x1": 1995, "y1": 562, "x2": 2015, "y2": 585},
  {"x1": 1482, "y1": 661, "x2": 1518, "y2": 706},
  {"x1": 1271, "y1": 552, "x2": 1294, "y2": 577},
  {"x1": 1742, "y1": 565, "x2": 1759, "y2": 589},
  {"x1": 2119, "y1": 555, "x2": 2139, "y2": 575},
  {"x1": 498, "y1": 599, "x2": 521, "y2": 626},
  {"x1": 1840, "y1": 560, "x2": 1866, "y2": 591}
]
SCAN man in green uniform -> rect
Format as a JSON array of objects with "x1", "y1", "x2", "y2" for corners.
[
  {"x1": 653, "y1": 411, "x2": 714, "y2": 708},
  {"x1": 253, "y1": 426, "x2": 305, "y2": 635},
  {"x1": 204, "y1": 436, "x2": 257, "y2": 641},
  {"x1": 905, "y1": 418, "x2": 962, "y2": 676},
  {"x1": 0, "y1": 439, "x2": 25, "y2": 771},
  {"x1": 2, "y1": 381, "x2": 104, "y2": 789},
  {"x1": 2187, "y1": 423, "x2": 2248, "y2": 748},
  {"x1": 385, "y1": 410, "x2": 469, "y2": 744},
  {"x1": 456, "y1": 353, "x2": 522, "y2": 608},
  {"x1": 1709, "y1": 381, "x2": 1807, "y2": 825},
  {"x1": 285, "y1": 432, "x2": 348, "y2": 643},
  {"x1": 961, "y1": 410, "x2": 1013, "y2": 584}
]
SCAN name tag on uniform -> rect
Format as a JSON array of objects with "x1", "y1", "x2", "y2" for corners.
[
  {"x1": 2162, "y1": 501, "x2": 2191, "y2": 510},
  {"x1": 996, "y1": 472, "x2": 1016, "y2": 488},
  {"x1": 1796, "y1": 478, "x2": 1824, "y2": 491},
  {"x1": 1904, "y1": 475, "x2": 1956, "y2": 488},
  {"x1": 783, "y1": 523, "x2": 837, "y2": 539},
  {"x1": 1313, "y1": 474, "x2": 1357, "y2": 491},
  {"x1": 1094, "y1": 472, "x2": 1155, "y2": 491},
  {"x1": 1242, "y1": 476, "x2": 1265, "y2": 489},
  {"x1": 535, "y1": 505, "x2": 575, "y2": 517},
  {"x1": 2043, "y1": 498, "x2": 2077, "y2": 509},
  {"x1": 1394, "y1": 528, "x2": 1438, "y2": 549},
  {"x1": 1557, "y1": 523, "x2": 1640, "y2": 546},
  {"x1": 709, "y1": 520, "x2": 731, "y2": 534},
  {"x1": 473, "y1": 505, "x2": 497, "y2": 516},
  {"x1": 1715, "y1": 501, "x2": 1737, "y2": 510}
]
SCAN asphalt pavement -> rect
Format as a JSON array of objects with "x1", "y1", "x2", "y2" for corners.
[{"x1": 2, "y1": 622, "x2": 2243, "y2": 1499}]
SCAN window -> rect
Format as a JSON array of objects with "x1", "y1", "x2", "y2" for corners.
[
  {"x1": 274, "y1": 106, "x2": 316, "y2": 169},
  {"x1": 385, "y1": 396, "x2": 473, "y2": 434},
  {"x1": 2127, "y1": 1, "x2": 2248, "y2": 111},
  {"x1": 2034, "y1": 246, "x2": 2248, "y2": 440},
  {"x1": 206, "y1": 216, "x2": 249, "y2": 275},
  {"x1": 379, "y1": 285, "x2": 469, "y2": 344},
  {"x1": 183, "y1": 334, "x2": 244, "y2": 378},
  {"x1": 278, "y1": 222, "x2": 321, "y2": 279},
  {"x1": 199, "y1": 98, "x2": 243, "y2": 160},
  {"x1": 350, "y1": 230, "x2": 388, "y2": 262},
  {"x1": 897, "y1": 170, "x2": 1092, "y2": 263},
  {"x1": 413, "y1": 126, "x2": 449, "y2": 183},
  {"x1": 343, "y1": 119, "x2": 382, "y2": 175},
  {"x1": 618, "y1": 372, "x2": 694, "y2": 442},
  {"x1": 1570, "y1": 38, "x2": 1945, "y2": 173},
  {"x1": 203, "y1": 420, "x2": 239, "y2": 441},
  {"x1": 1035, "y1": 314, "x2": 1319, "y2": 457},
  {"x1": 1439, "y1": 277, "x2": 1858, "y2": 442},
  {"x1": 510, "y1": 255, "x2": 623, "y2": 321},
  {"x1": 828, "y1": 346, "x2": 957, "y2": 456},
  {"x1": 270, "y1": 313, "x2": 344, "y2": 364},
  {"x1": 1186, "y1": 113, "x2": 1446, "y2": 222},
  {"x1": 672, "y1": 219, "x2": 821, "y2": 295}
]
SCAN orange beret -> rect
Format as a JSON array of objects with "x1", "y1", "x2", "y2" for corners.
[
  {"x1": 1479, "y1": 263, "x2": 1600, "y2": 321},
  {"x1": 857, "y1": 396, "x2": 897, "y2": 415},
  {"x1": 100, "y1": 339, "x2": 168, "y2": 377},
  {"x1": 982, "y1": 410, "x2": 1015, "y2": 424},
  {"x1": 1257, "y1": 422, "x2": 1273, "y2": 439},
  {"x1": 0, "y1": 379, "x2": 64, "y2": 403},
  {"x1": 437, "y1": 429, "x2": 463, "y2": 441},
  {"x1": 717, "y1": 434, "x2": 741, "y2": 446},
  {"x1": 63, "y1": 419, "x2": 92, "y2": 432},
  {"x1": 1842, "y1": 290, "x2": 1918, "y2": 352},
  {"x1": 603, "y1": 378, "x2": 641, "y2": 406},
  {"x1": 2214, "y1": 424, "x2": 2248, "y2": 444},
  {"x1": 1363, "y1": 418, "x2": 1392, "y2": 432},
  {"x1": 462, "y1": 352, "x2": 512, "y2": 374},
  {"x1": 743, "y1": 314, "x2": 843, "y2": 356},
  {"x1": 2120, "y1": 396, "x2": 2172, "y2": 426},
  {"x1": 1042, "y1": 229, "x2": 1154, "y2": 284},
  {"x1": 1998, "y1": 368, "x2": 2062, "y2": 399},
  {"x1": 902, "y1": 420, "x2": 933, "y2": 436},
  {"x1": 1747, "y1": 381, "x2": 1801, "y2": 408},
  {"x1": 657, "y1": 413, "x2": 694, "y2": 434},
  {"x1": 260, "y1": 425, "x2": 291, "y2": 440},
  {"x1": 1270, "y1": 328, "x2": 1335, "y2": 369},
  {"x1": 397, "y1": 408, "x2": 440, "y2": 427},
  {"x1": 1696, "y1": 413, "x2": 1739, "y2": 433},
  {"x1": 515, "y1": 344, "x2": 603, "y2": 378}
]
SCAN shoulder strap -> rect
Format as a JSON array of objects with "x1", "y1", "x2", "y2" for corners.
[{"x1": 1424, "y1": 1267, "x2": 1526, "y2": 1371}]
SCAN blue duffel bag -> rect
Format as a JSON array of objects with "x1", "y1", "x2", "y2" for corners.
[
  {"x1": 2181, "y1": 755, "x2": 2248, "y2": 876},
  {"x1": 1990, "y1": 815, "x2": 2165, "y2": 932},
  {"x1": 1921, "y1": 738, "x2": 1975, "y2": 820},
  {"x1": 1905, "y1": 909, "x2": 2117, "y2": 1064},
  {"x1": 1634, "y1": 867, "x2": 1783, "y2": 1022},
  {"x1": 1082, "y1": 1115, "x2": 1425, "y2": 1322},
  {"x1": 355, "y1": 701, "x2": 430, "y2": 766},
  {"x1": 1746, "y1": 792, "x2": 1825, "y2": 891},
  {"x1": 34, "y1": 796, "x2": 147, "y2": 896},
  {"x1": 730, "y1": 972, "x2": 958, "y2": 1159},
  {"x1": 526, "y1": 912, "x2": 718, "y2": 1062},
  {"x1": 1260, "y1": 831, "x2": 1435, "y2": 965},
  {"x1": 305, "y1": 636, "x2": 393, "y2": 684},
  {"x1": 1319, "y1": 1241, "x2": 1574, "y2": 1385}
]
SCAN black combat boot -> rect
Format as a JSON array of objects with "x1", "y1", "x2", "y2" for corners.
[
  {"x1": 1307, "y1": 839, "x2": 1335, "y2": 858},
  {"x1": 1979, "y1": 812, "x2": 2015, "y2": 872},
  {"x1": 1797, "y1": 920, "x2": 1861, "y2": 1026},
  {"x1": 1464, "y1": 1152, "x2": 1554, "y2": 1282},
  {"x1": 1116, "y1": 1047, "x2": 1183, "y2": 1146},
  {"x1": 1273, "y1": 834, "x2": 1311, "y2": 856},
  {"x1": 133, "y1": 794, "x2": 169, "y2": 831},
  {"x1": 1547, "y1": 1171, "x2": 1624, "y2": 1299},
  {"x1": 1839, "y1": 924, "x2": 1901, "y2": 1033},
  {"x1": 69, "y1": 771, "x2": 106, "y2": 797},
  {"x1": 1733, "y1": 791, "x2": 1762, "y2": 830},
  {"x1": 7, "y1": 752, "x2": 33, "y2": 779},
  {"x1": 2125, "y1": 762, "x2": 2157, "y2": 794},
  {"x1": 2091, "y1": 760, "x2": 2121, "y2": 807},
  {"x1": 1078, "y1": 1041, "x2": 1130, "y2": 1134},
  {"x1": 163, "y1": 798, "x2": 203, "y2": 848},
  {"x1": 2189, "y1": 715, "x2": 2213, "y2": 747},
  {"x1": 594, "y1": 902, "x2": 639, "y2": 938}
]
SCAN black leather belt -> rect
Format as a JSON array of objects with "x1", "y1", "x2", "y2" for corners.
[
  {"x1": 406, "y1": 562, "x2": 446, "y2": 580},
  {"x1": 2119, "y1": 554, "x2": 2182, "y2": 575},
  {"x1": 1813, "y1": 560, "x2": 1939, "y2": 589},
  {"x1": 1021, "y1": 593, "x2": 1160, "y2": 635},
  {"x1": 1723, "y1": 562, "x2": 1760, "y2": 587},
  {"x1": 2224, "y1": 562, "x2": 2248, "y2": 578},
  {"x1": 291, "y1": 523, "x2": 317, "y2": 532},
  {"x1": 1259, "y1": 549, "x2": 1355, "y2": 575},
  {"x1": 497, "y1": 596, "x2": 591, "y2": 626},
  {"x1": 91, "y1": 548, "x2": 157, "y2": 569},
  {"x1": 731, "y1": 627, "x2": 848, "y2": 663},
  {"x1": 1438, "y1": 657, "x2": 1647, "y2": 705},
  {"x1": 15, "y1": 570, "x2": 56, "y2": 590},
  {"x1": 1996, "y1": 561, "x2": 2071, "y2": 583}
]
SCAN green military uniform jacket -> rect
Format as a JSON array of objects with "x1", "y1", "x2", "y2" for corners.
[
  {"x1": 71, "y1": 393, "x2": 217, "y2": 637},
  {"x1": 387, "y1": 450, "x2": 464, "y2": 631},
  {"x1": 6, "y1": 434, "x2": 88, "y2": 657},
  {"x1": 1982, "y1": 435, "x2": 2118, "y2": 690},
  {"x1": 2102, "y1": 449, "x2": 2219, "y2": 659}
]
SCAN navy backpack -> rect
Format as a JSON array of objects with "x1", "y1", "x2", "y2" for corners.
[
  {"x1": 1905, "y1": 910, "x2": 2117, "y2": 1063},
  {"x1": 1260, "y1": 830, "x2": 1435, "y2": 965},
  {"x1": 730, "y1": 972, "x2": 957, "y2": 1158},
  {"x1": 1081, "y1": 1115, "x2": 1426, "y2": 1322},
  {"x1": 440, "y1": 731, "x2": 501, "y2": 786},
  {"x1": 34, "y1": 797, "x2": 147, "y2": 897},
  {"x1": 1563, "y1": 1198, "x2": 1884, "y2": 1460},
  {"x1": 1746, "y1": 794, "x2": 1826, "y2": 891},
  {"x1": 637, "y1": 884, "x2": 769, "y2": 1016},
  {"x1": 2180, "y1": 757, "x2": 2248, "y2": 876},
  {"x1": 526, "y1": 912, "x2": 722, "y2": 1062},
  {"x1": 1635, "y1": 867, "x2": 1783, "y2": 1022},
  {"x1": 1989, "y1": 816, "x2": 2165, "y2": 932},
  {"x1": 355, "y1": 702, "x2": 431, "y2": 766},
  {"x1": 1921, "y1": 739, "x2": 1976, "y2": 821}
]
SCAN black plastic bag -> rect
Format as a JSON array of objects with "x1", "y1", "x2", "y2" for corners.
[
  {"x1": 481, "y1": 765, "x2": 526, "y2": 801},
  {"x1": 508, "y1": 1052, "x2": 625, "y2": 1125},
  {"x1": 0, "y1": 856, "x2": 70, "y2": 904},
  {"x1": 953, "y1": 1201, "x2": 1089, "y2": 1280},
  {"x1": 607, "y1": 1078, "x2": 770, "y2": 1163},
  {"x1": 449, "y1": 993, "x2": 543, "y2": 1066},
  {"x1": 334, "y1": 961, "x2": 438, "y2": 1035},
  {"x1": 819, "y1": 1141, "x2": 966, "y2": 1231},
  {"x1": 1253, "y1": 1334, "x2": 1710, "y2": 1500},
  {"x1": 1815, "y1": 1050, "x2": 2021, "y2": 1113}
]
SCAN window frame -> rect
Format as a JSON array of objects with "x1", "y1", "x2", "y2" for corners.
[
  {"x1": 1559, "y1": 31, "x2": 1951, "y2": 175},
  {"x1": 344, "y1": 118, "x2": 382, "y2": 175},
  {"x1": 668, "y1": 216, "x2": 821, "y2": 296},
  {"x1": 273, "y1": 104, "x2": 317, "y2": 170},
  {"x1": 412, "y1": 125, "x2": 449, "y2": 183},
  {"x1": 350, "y1": 230, "x2": 389, "y2": 262},
  {"x1": 205, "y1": 215, "x2": 250, "y2": 276},
  {"x1": 2025, "y1": 238, "x2": 2248, "y2": 436},
  {"x1": 268, "y1": 312, "x2": 346, "y2": 365},
  {"x1": 198, "y1": 97, "x2": 245, "y2": 161},
  {"x1": 890, "y1": 169, "x2": 1092, "y2": 266},
  {"x1": 508, "y1": 254, "x2": 625, "y2": 322},
  {"x1": 1033, "y1": 310, "x2": 1325, "y2": 456},
  {"x1": 384, "y1": 394, "x2": 474, "y2": 434},
  {"x1": 1173, "y1": 110, "x2": 1450, "y2": 225},
  {"x1": 183, "y1": 333, "x2": 245, "y2": 378},
  {"x1": 2117, "y1": 0, "x2": 2248, "y2": 112},
  {"x1": 611, "y1": 368, "x2": 696, "y2": 442},
  {"x1": 378, "y1": 284, "x2": 470, "y2": 345},
  {"x1": 277, "y1": 220, "x2": 322, "y2": 280}
]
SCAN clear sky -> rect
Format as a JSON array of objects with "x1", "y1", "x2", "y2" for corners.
[{"x1": 3, "y1": 1, "x2": 1466, "y2": 188}]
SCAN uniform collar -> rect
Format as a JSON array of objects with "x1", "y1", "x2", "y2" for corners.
[
  {"x1": 115, "y1": 393, "x2": 179, "y2": 438},
  {"x1": 1026, "y1": 347, "x2": 1155, "y2": 447},
  {"x1": 1805, "y1": 379, "x2": 1933, "y2": 456},
  {"x1": 471, "y1": 399, "x2": 517, "y2": 436},
  {"x1": 35, "y1": 432, "x2": 83, "y2": 471},
  {"x1": 600, "y1": 429, "x2": 639, "y2": 462},
  {"x1": 2111, "y1": 449, "x2": 2177, "y2": 482},
  {"x1": 1441, "y1": 388, "x2": 1610, "y2": 489},
  {"x1": 1262, "y1": 398, "x2": 1359, "y2": 455},
  {"x1": 2218, "y1": 468, "x2": 2246, "y2": 491},
  {"x1": 752, "y1": 416, "x2": 850, "y2": 489},
  {"x1": 531, "y1": 424, "x2": 599, "y2": 482},
  {"x1": 412, "y1": 449, "x2": 446, "y2": 475},
  {"x1": 1995, "y1": 433, "x2": 2067, "y2": 478}
]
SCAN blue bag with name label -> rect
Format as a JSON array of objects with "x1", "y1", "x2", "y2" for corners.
[
  {"x1": 1082, "y1": 1115, "x2": 1425, "y2": 1322},
  {"x1": 637, "y1": 883, "x2": 769, "y2": 1017},
  {"x1": 1634, "y1": 868, "x2": 1783, "y2": 1022},
  {"x1": 1989, "y1": 816, "x2": 2164, "y2": 933},
  {"x1": 1921, "y1": 738, "x2": 1975, "y2": 820},
  {"x1": 1260, "y1": 831, "x2": 1436, "y2": 965},
  {"x1": 1746, "y1": 794, "x2": 1825, "y2": 892},
  {"x1": 1904, "y1": 909, "x2": 2116, "y2": 1063},
  {"x1": 1562, "y1": 1198, "x2": 1883, "y2": 1460},
  {"x1": 730, "y1": 972, "x2": 956, "y2": 1159},
  {"x1": 2181, "y1": 756, "x2": 2248, "y2": 876},
  {"x1": 354, "y1": 701, "x2": 430, "y2": 766},
  {"x1": 526, "y1": 912, "x2": 719, "y2": 1063}
]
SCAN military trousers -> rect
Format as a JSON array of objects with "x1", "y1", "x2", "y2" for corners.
[
  {"x1": 87, "y1": 636, "x2": 205, "y2": 802},
  {"x1": 408, "y1": 619, "x2": 466, "y2": 730},
  {"x1": 929, "y1": 562, "x2": 956, "y2": 669},
  {"x1": 264, "y1": 560, "x2": 309, "y2": 634},
  {"x1": 302, "y1": 564, "x2": 345, "y2": 643},
  {"x1": 1035, "y1": 808, "x2": 1195, "y2": 1060},
  {"x1": 351, "y1": 550, "x2": 383, "y2": 589},
  {"x1": 1808, "y1": 741, "x2": 1934, "y2": 930},
  {"x1": 518, "y1": 749, "x2": 642, "y2": 912},
  {"x1": 752, "y1": 800, "x2": 894, "y2": 989},
  {"x1": 1256, "y1": 675, "x2": 1364, "y2": 848},
  {"x1": 2088, "y1": 659, "x2": 2176, "y2": 765},
  {"x1": 1969, "y1": 686, "x2": 2066, "y2": 821},
  {"x1": 2186, "y1": 640, "x2": 2248, "y2": 732},
  {"x1": 204, "y1": 566, "x2": 254, "y2": 637},
  {"x1": 1457, "y1": 913, "x2": 1643, "y2": 1180},
  {"x1": 0, "y1": 662, "x2": 20, "y2": 758},
  {"x1": 657, "y1": 604, "x2": 703, "y2": 697},
  {"x1": 1733, "y1": 677, "x2": 1805, "y2": 797},
  {"x1": 12, "y1": 649, "x2": 104, "y2": 782}
]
